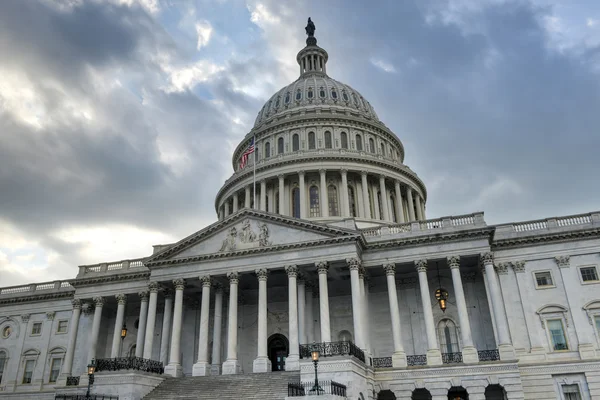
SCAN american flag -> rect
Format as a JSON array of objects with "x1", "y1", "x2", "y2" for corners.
[{"x1": 239, "y1": 137, "x2": 255, "y2": 169}]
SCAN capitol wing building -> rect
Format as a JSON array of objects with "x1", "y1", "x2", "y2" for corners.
[{"x1": 1, "y1": 20, "x2": 600, "y2": 400}]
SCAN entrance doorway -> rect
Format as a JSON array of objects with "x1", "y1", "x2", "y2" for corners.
[{"x1": 268, "y1": 333, "x2": 289, "y2": 372}]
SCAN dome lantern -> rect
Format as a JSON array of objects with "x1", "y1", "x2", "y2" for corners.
[{"x1": 297, "y1": 18, "x2": 328, "y2": 76}]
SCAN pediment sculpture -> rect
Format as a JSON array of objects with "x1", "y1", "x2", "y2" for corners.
[{"x1": 220, "y1": 219, "x2": 271, "y2": 252}]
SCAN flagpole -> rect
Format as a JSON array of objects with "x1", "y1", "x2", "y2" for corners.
[{"x1": 253, "y1": 135, "x2": 256, "y2": 209}]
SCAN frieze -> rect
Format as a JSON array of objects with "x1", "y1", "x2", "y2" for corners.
[
  {"x1": 219, "y1": 219, "x2": 271, "y2": 252},
  {"x1": 0, "y1": 290, "x2": 75, "y2": 306}
]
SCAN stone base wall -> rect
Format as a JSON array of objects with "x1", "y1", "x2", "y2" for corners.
[{"x1": 77, "y1": 371, "x2": 165, "y2": 400}]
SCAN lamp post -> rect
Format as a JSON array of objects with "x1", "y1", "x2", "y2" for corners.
[
  {"x1": 86, "y1": 359, "x2": 96, "y2": 399},
  {"x1": 310, "y1": 346, "x2": 323, "y2": 395},
  {"x1": 120, "y1": 324, "x2": 127, "y2": 357}
]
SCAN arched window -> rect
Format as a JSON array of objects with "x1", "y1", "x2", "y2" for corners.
[
  {"x1": 342, "y1": 91, "x2": 349, "y2": 101},
  {"x1": 275, "y1": 96, "x2": 280, "y2": 108},
  {"x1": 331, "y1": 89, "x2": 338, "y2": 99},
  {"x1": 352, "y1": 92, "x2": 359, "y2": 105},
  {"x1": 485, "y1": 384, "x2": 507, "y2": 400},
  {"x1": 278, "y1": 137, "x2": 284, "y2": 154},
  {"x1": 296, "y1": 89, "x2": 302, "y2": 101},
  {"x1": 328, "y1": 185, "x2": 339, "y2": 216},
  {"x1": 308, "y1": 132, "x2": 316, "y2": 150},
  {"x1": 292, "y1": 187, "x2": 300, "y2": 218},
  {"x1": 341, "y1": 132, "x2": 348, "y2": 149},
  {"x1": 0, "y1": 350, "x2": 7, "y2": 384},
  {"x1": 380, "y1": 142, "x2": 385, "y2": 155},
  {"x1": 47, "y1": 347, "x2": 65, "y2": 383},
  {"x1": 369, "y1": 138, "x2": 375, "y2": 153},
  {"x1": 274, "y1": 191, "x2": 280, "y2": 214},
  {"x1": 356, "y1": 135, "x2": 363, "y2": 151},
  {"x1": 438, "y1": 319, "x2": 459, "y2": 354},
  {"x1": 129, "y1": 345, "x2": 136, "y2": 358},
  {"x1": 338, "y1": 330, "x2": 353, "y2": 342},
  {"x1": 265, "y1": 142, "x2": 271, "y2": 158},
  {"x1": 324, "y1": 131, "x2": 332, "y2": 149},
  {"x1": 411, "y1": 388, "x2": 432, "y2": 400},
  {"x1": 377, "y1": 191, "x2": 383, "y2": 220},
  {"x1": 292, "y1": 134, "x2": 299, "y2": 151},
  {"x1": 390, "y1": 194, "x2": 397, "y2": 222},
  {"x1": 285, "y1": 92, "x2": 290, "y2": 104},
  {"x1": 309, "y1": 186, "x2": 320, "y2": 217},
  {"x1": 307, "y1": 87, "x2": 314, "y2": 99},
  {"x1": 348, "y1": 186, "x2": 357, "y2": 217},
  {"x1": 319, "y1": 87, "x2": 326, "y2": 98}
]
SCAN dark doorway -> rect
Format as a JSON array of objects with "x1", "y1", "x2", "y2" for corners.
[
  {"x1": 377, "y1": 389, "x2": 396, "y2": 400},
  {"x1": 485, "y1": 385, "x2": 507, "y2": 400},
  {"x1": 448, "y1": 386, "x2": 469, "y2": 400},
  {"x1": 412, "y1": 388, "x2": 432, "y2": 400},
  {"x1": 268, "y1": 333, "x2": 288, "y2": 372}
]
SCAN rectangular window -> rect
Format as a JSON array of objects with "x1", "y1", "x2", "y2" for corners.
[
  {"x1": 562, "y1": 384, "x2": 581, "y2": 400},
  {"x1": 534, "y1": 271, "x2": 554, "y2": 287},
  {"x1": 595, "y1": 316, "x2": 600, "y2": 336},
  {"x1": 57, "y1": 321, "x2": 68, "y2": 333},
  {"x1": 22, "y1": 359, "x2": 34, "y2": 384},
  {"x1": 0, "y1": 356, "x2": 6, "y2": 384},
  {"x1": 580, "y1": 266, "x2": 599, "y2": 282},
  {"x1": 49, "y1": 358, "x2": 62, "y2": 383},
  {"x1": 547, "y1": 319, "x2": 568, "y2": 351},
  {"x1": 31, "y1": 322, "x2": 42, "y2": 336}
]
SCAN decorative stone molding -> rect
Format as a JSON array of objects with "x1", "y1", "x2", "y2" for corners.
[
  {"x1": 346, "y1": 257, "x2": 361, "y2": 271},
  {"x1": 554, "y1": 255, "x2": 570, "y2": 268},
  {"x1": 415, "y1": 259, "x2": 428, "y2": 272},
  {"x1": 72, "y1": 298, "x2": 82, "y2": 309},
  {"x1": 285, "y1": 265, "x2": 298, "y2": 277},
  {"x1": 21, "y1": 314, "x2": 31, "y2": 323},
  {"x1": 480, "y1": 252, "x2": 494, "y2": 266},
  {"x1": 383, "y1": 263, "x2": 396, "y2": 276},
  {"x1": 536, "y1": 304, "x2": 570, "y2": 328},
  {"x1": 173, "y1": 278, "x2": 185, "y2": 290},
  {"x1": 495, "y1": 262, "x2": 510, "y2": 275},
  {"x1": 148, "y1": 282, "x2": 159, "y2": 293},
  {"x1": 447, "y1": 256, "x2": 460, "y2": 269},
  {"x1": 255, "y1": 268, "x2": 269, "y2": 281},
  {"x1": 358, "y1": 266, "x2": 366, "y2": 279},
  {"x1": 93, "y1": 296, "x2": 105, "y2": 307},
  {"x1": 316, "y1": 261, "x2": 329, "y2": 274},
  {"x1": 138, "y1": 291, "x2": 149, "y2": 302},
  {"x1": 46, "y1": 311, "x2": 56, "y2": 320},
  {"x1": 227, "y1": 272, "x2": 239, "y2": 284},
  {"x1": 200, "y1": 275, "x2": 212, "y2": 287},
  {"x1": 512, "y1": 261, "x2": 526, "y2": 273},
  {"x1": 116, "y1": 294, "x2": 127, "y2": 305}
]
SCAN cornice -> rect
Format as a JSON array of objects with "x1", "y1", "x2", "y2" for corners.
[
  {"x1": 0, "y1": 290, "x2": 74, "y2": 306},
  {"x1": 365, "y1": 227, "x2": 494, "y2": 251},
  {"x1": 492, "y1": 227, "x2": 600, "y2": 250},
  {"x1": 70, "y1": 271, "x2": 151, "y2": 288}
]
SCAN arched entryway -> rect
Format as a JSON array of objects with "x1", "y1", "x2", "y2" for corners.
[
  {"x1": 377, "y1": 389, "x2": 396, "y2": 400},
  {"x1": 448, "y1": 386, "x2": 469, "y2": 400},
  {"x1": 412, "y1": 388, "x2": 432, "y2": 400},
  {"x1": 485, "y1": 384, "x2": 507, "y2": 400},
  {"x1": 268, "y1": 333, "x2": 288, "y2": 372}
]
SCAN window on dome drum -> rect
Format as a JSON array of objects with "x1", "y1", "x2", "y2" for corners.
[
  {"x1": 331, "y1": 89, "x2": 338, "y2": 99},
  {"x1": 341, "y1": 132, "x2": 348, "y2": 149},
  {"x1": 562, "y1": 384, "x2": 582, "y2": 400},
  {"x1": 438, "y1": 319, "x2": 459, "y2": 354},
  {"x1": 296, "y1": 90, "x2": 302, "y2": 101},
  {"x1": 0, "y1": 351, "x2": 6, "y2": 384},
  {"x1": 319, "y1": 87, "x2": 326, "y2": 98},
  {"x1": 352, "y1": 93, "x2": 359, "y2": 105},
  {"x1": 22, "y1": 359, "x2": 34, "y2": 384},
  {"x1": 292, "y1": 187, "x2": 300, "y2": 218},
  {"x1": 342, "y1": 91, "x2": 349, "y2": 101},
  {"x1": 348, "y1": 186, "x2": 357, "y2": 217},
  {"x1": 285, "y1": 92, "x2": 290, "y2": 104},
  {"x1": 31, "y1": 322, "x2": 42, "y2": 336},
  {"x1": 328, "y1": 185, "x2": 339, "y2": 216},
  {"x1": 278, "y1": 137, "x2": 284, "y2": 154},
  {"x1": 308, "y1": 88, "x2": 314, "y2": 99},
  {"x1": 377, "y1": 191, "x2": 383, "y2": 220},
  {"x1": 292, "y1": 134, "x2": 299, "y2": 151},
  {"x1": 309, "y1": 186, "x2": 320, "y2": 217},
  {"x1": 547, "y1": 319, "x2": 568, "y2": 350},
  {"x1": 308, "y1": 132, "x2": 316, "y2": 150},
  {"x1": 324, "y1": 131, "x2": 332, "y2": 149},
  {"x1": 356, "y1": 135, "x2": 363, "y2": 151},
  {"x1": 390, "y1": 195, "x2": 397, "y2": 222},
  {"x1": 275, "y1": 191, "x2": 280, "y2": 214},
  {"x1": 534, "y1": 271, "x2": 554, "y2": 288},
  {"x1": 265, "y1": 142, "x2": 271, "y2": 158},
  {"x1": 579, "y1": 266, "x2": 599, "y2": 282},
  {"x1": 49, "y1": 358, "x2": 62, "y2": 383},
  {"x1": 380, "y1": 142, "x2": 385, "y2": 155},
  {"x1": 369, "y1": 138, "x2": 375, "y2": 153}
]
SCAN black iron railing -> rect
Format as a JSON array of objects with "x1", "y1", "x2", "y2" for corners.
[
  {"x1": 407, "y1": 354, "x2": 427, "y2": 366},
  {"x1": 288, "y1": 381, "x2": 347, "y2": 397},
  {"x1": 55, "y1": 395, "x2": 118, "y2": 400},
  {"x1": 299, "y1": 341, "x2": 365, "y2": 363},
  {"x1": 478, "y1": 349, "x2": 500, "y2": 362},
  {"x1": 95, "y1": 357, "x2": 164, "y2": 374},
  {"x1": 442, "y1": 352, "x2": 463, "y2": 364},
  {"x1": 65, "y1": 376, "x2": 80, "y2": 386},
  {"x1": 372, "y1": 357, "x2": 393, "y2": 368}
]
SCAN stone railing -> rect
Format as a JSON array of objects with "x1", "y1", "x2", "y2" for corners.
[
  {"x1": 0, "y1": 280, "x2": 73, "y2": 298},
  {"x1": 361, "y1": 212, "x2": 486, "y2": 238},
  {"x1": 288, "y1": 380, "x2": 347, "y2": 397},
  {"x1": 477, "y1": 349, "x2": 500, "y2": 362},
  {"x1": 299, "y1": 341, "x2": 365, "y2": 363},
  {"x1": 77, "y1": 258, "x2": 147, "y2": 277},
  {"x1": 95, "y1": 357, "x2": 164, "y2": 374},
  {"x1": 495, "y1": 211, "x2": 600, "y2": 236},
  {"x1": 406, "y1": 354, "x2": 427, "y2": 366},
  {"x1": 371, "y1": 357, "x2": 392, "y2": 368}
]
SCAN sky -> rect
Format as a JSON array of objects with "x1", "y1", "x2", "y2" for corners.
[{"x1": 1, "y1": 0, "x2": 599, "y2": 287}]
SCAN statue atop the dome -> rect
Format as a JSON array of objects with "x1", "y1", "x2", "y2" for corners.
[{"x1": 305, "y1": 18, "x2": 315, "y2": 37}]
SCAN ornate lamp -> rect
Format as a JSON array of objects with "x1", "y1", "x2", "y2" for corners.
[
  {"x1": 86, "y1": 359, "x2": 96, "y2": 399},
  {"x1": 435, "y1": 261, "x2": 449, "y2": 313},
  {"x1": 121, "y1": 324, "x2": 127, "y2": 340},
  {"x1": 310, "y1": 343, "x2": 323, "y2": 394}
]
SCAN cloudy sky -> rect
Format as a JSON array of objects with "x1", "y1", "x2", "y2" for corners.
[{"x1": 1, "y1": 0, "x2": 599, "y2": 287}]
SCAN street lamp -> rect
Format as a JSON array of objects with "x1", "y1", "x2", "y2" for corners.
[
  {"x1": 435, "y1": 287, "x2": 449, "y2": 312},
  {"x1": 86, "y1": 359, "x2": 96, "y2": 399},
  {"x1": 310, "y1": 345, "x2": 323, "y2": 395},
  {"x1": 120, "y1": 324, "x2": 127, "y2": 357}
]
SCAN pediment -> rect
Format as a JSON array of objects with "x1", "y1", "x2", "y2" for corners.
[{"x1": 146, "y1": 210, "x2": 360, "y2": 266}]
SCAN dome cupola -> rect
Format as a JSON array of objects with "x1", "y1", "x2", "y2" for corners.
[{"x1": 296, "y1": 18, "x2": 329, "y2": 76}]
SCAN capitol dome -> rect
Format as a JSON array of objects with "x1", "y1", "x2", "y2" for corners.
[{"x1": 215, "y1": 19, "x2": 427, "y2": 227}]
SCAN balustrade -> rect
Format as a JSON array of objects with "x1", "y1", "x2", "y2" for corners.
[
  {"x1": 288, "y1": 380, "x2": 347, "y2": 397},
  {"x1": 299, "y1": 341, "x2": 365, "y2": 363},
  {"x1": 441, "y1": 352, "x2": 463, "y2": 364},
  {"x1": 95, "y1": 357, "x2": 164, "y2": 374},
  {"x1": 477, "y1": 349, "x2": 500, "y2": 362},
  {"x1": 371, "y1": 357, "x2": 392, "y2": 368},
  {"x1": 406, "y1": 354, "x2": 427, "y2": 366}
]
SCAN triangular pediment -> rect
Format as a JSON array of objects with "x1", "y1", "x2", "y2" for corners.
[{"x1": 146, "y1": 210, "x2": 360, "y2": 266}]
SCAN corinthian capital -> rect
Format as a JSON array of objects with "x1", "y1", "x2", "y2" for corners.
[
  {"x1": 383, "y1": 263, "x2": 396, "y2": 276},
  {"x1": 315, "y1": 261, "x2": 329, "y2": 274},
  {"x1": 415, "y1": 259, "x2": 428, "y2": 272},
  {"x1": 227, "y1": 272, "x2": 239, "y2": 284},
  {"x1": 93, "y1": 296, "x2": 105, "y2": 307},
  {"x1": 447, "y1": 256, "x2": 460, "y2": 269},
  {"x1": 255, "y1": 268, "x2": 269, "y2": 281},
  {"x1": 346, "y1": 257, "x2": 361, "y2": 271},
  {"x1": 285, "y1": 265, "x2": 298, "y2": 277},
  {"x1": 495, "y1": 262, "x2": 509, "y2": 275},
  {"x1": 512, "y1": 261, "x2": 526, "y2": 273},
  {"x1": 72, "y1": 298, "x2": 82, "y2": 310},
  {"x1": 172, "y1": 278, "x2": 185, "y2": 290},
  {"x1": 200, "y1": 275, "x2": 212, "y2": 287},
  {"x1": 115, "y1": 294, "x2": 127, "y2": 305},
  {"x1": 138, "y1": 291, "x2": 149, "y2": 302},
  {"x1": 480, "y1": 252, "x2": 494, "y2": 266},
  {"x1": 554, "y1": 256, "x2": 570, "y2": 268},
  {"x1": 148, "y1": 282, "x2": 160, "y2": 293}
]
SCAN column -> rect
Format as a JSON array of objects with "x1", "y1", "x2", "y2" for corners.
[
  {"x1": 253, "y1": 269, "x2": 271, "y2": 372},
  {"x1": 447, "y1": 256, "x2": 478, "y2": 363},
  {"x1": 341, "y1": 169, "x2": 350, "y2": 217},
  {"x1": 372, "y1": 182, "x2": 381, "y2": 220},
  {"x1": 415, "y1": 194, "x2": 423, "y2": 220},
  {"x1": 88, "y1": 297, "x2": 104, "y2": 363},
  {"x1": 193, "y1": 276, "x2": 212, "y2": 376},
  {"x1": 359, "y1": 269, "x2": 372, "y2": 356},
  {"x1": 305, "y1": 283, "x2": 315, "y2": 343},
  {"x1": 159, "y1": 290, "x2": 173, "y2": 366},
  {"x1": 218, "y1": 207, "x2": 223, "y2": 221},
  {"x1": 165, "y1": 278, "x2": 185, "y2": 377},
  {"x1": 223, "y1": 272, "x2": 240, "y2": 375},
  {"x1": 278, "y1": 174, "x2": 285, "y2": 215},
  {"x1": 415, "y1": 260, "x2": 442, "y2": 365},
  {"x1": 383, "y1": 264, "x2": 407, "y2": 367},
  {"x1": 347, "y1": 258, "x2": 363, "y2": 349},
  {"x1": 244, "y1": 186, "x2": 251, "y2": 209},
  {"x1": 379, "y1": 175, "x2": 390, "y2": 221},
  {"x1": 420, "y1": 199, "x2": 426, "y2": 220},
  {"x1": 143, "y1": 282, "x2": 159, "y2": 359},
  {"x1": 406, "y1": 188, "x2": 415, "y2": 221},
  {"x1": 316, "y1": 261, "x2": 331, "y2": 342},
  {"x1": 260, "y1": 180, "x2": 267, "y2": 212},
  {"x1": 224, "y1": 200, "x2": 230, "y2": 217},
  {"x1": 61, "y1": 299, "x2": 82, "y2": 377},
  {"x1": 481, "y1": 252, "x2": 515, "y2": 360},
  {"x1": 211, "y1": 284, "x2": 224, "y2": 375},
  {"x1": 135, "y1": 290, "x2": 149, "y2": 358},
  {"x1": 110, "y1": 294, "x2": 127, "y2": 358},
  {"x1": 361, "y1": 171, "x2": 371, "y2": 219},
  {"x1": 319, "y1": 169, "x2": 329, "y2": 217},
  {"x1": 298, "y1": 171, "x2": 307, "y2": 218},
  {"x1": 298, "y1": 276, "x2": 306, "y2": 345},
  {"x1": 232, "y1": 192, "x2": 239, "y2": 213},
  {"x1": 285, "y1": 265, "x2": 300, "y2": 370}
]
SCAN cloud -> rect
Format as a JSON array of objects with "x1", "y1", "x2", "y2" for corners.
[
  {"x1": 195, "y1": 20, "x2": 213, "y2": 50},
  {"x1": 370, "y1": 58, "x2": 397, "y2": 73}
]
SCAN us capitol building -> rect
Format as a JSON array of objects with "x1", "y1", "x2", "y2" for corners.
[{"x1": 1, "y1": 19, "x2": 600, "y2": 400}]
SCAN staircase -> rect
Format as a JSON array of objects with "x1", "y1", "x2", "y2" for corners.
[{"x1": 143, "y1": 371, "x2": 299, "y2": 400}]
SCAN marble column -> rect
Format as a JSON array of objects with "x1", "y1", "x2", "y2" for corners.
[
  {"x1": 372, "y1": 182, "x2": 381, "y2": 220},
  {"x1": 244, "y1": 186, "x2": 251, "y2": 209},
  {"x1": 383, "y1": 264, "x2": 407, "y2": 367},
  {"x1": 218, "y1": 207, "x2": 223, "y2": 221},
  {"x1": 299, "y1": 171, "x2": 306, "y2": 218},
  {"x1": 224, "y1": 201, "x2": 230, "y2": 217},
  {"x1": 278, "y1": 174, "x2": 285, "y2": 215},
  {"x1": 341, "y1": 169, "x2": 350, "y2": 217},
  {"x1": 406, "y1": 188, "x2": 416, "y2": 221},
  {"x1": 361, "y1": 171, "x2": 371, "y2": 219},
  {"x1": 481, "y1": 252, "x2": 515, "y2": 360},
  {"x1": 316, "y1": 261, "x2": 331, "y2": 342},
  {"x1": 415, "y1": 260, "x2": 442, "y2": 365},
  {"x1": 193, "y1": 276, "x2": 212, "y2": 376},
  {"x1": 211, "y1": 284, "x2": 224, "y2": 375},
  {"x1": 298, "y1": 276, "x2": 306, "y2": 345},
  {"x1": 165, "y1": 278, "x2": 185, "y2": 377},
  {"x1": 447, "y1": 256, "x2": 478, "y2": 363},
  {"x1": 347, "y1": 258, "x2": 363, "y2": 349},
  {"x1": 360, "y1": 272, "x2": 372, "y2": 355},
  {"x1": 260, "y1": 180, "x2": 267, "y2": 212},
  {"x1": 253, "y1": 269, "x2": 271, "y2": 372},
  {"x1": 285, "y1": 265, "x2": 300, "y2": 370},
  {"x1": 232, "y1": 192, "x2": 239, "y2": 213},
  {"x1": 223, "y1": 272, "x2": 240, "y2": 374},
  {"x1": 420, "y1": 199, "x2": 426, "y2": 220},
  {"x1": 135, "y1": 290, "x2": 149, "y2": 358},
  {"x1": 88, "y1": 297, "x2": 104, "y2": 363},
  {"x1": 111, "y1": 294, "x2": 127, "y2": 358},
  {"x1": 379, "y1": 175, "x2": 390, "y2": 221},
  {"x1": 61, "y1": 299, "x2": 81, "y2": 377},
  {"x1": 319, "y1": 169, "x2": 329, "y2": 217},
  {"x1": 159, "y1": 290, "x2": 173, "y2": 366},
  {"x1": 143, "y1": 282, "x2": 159, "y2": 359},
  {"x1": 415, "y1": 194, "x2": 423, "y2": 220},
  {"x1": 305, "y1": 283, "x2": 315, "y2": 343}
]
